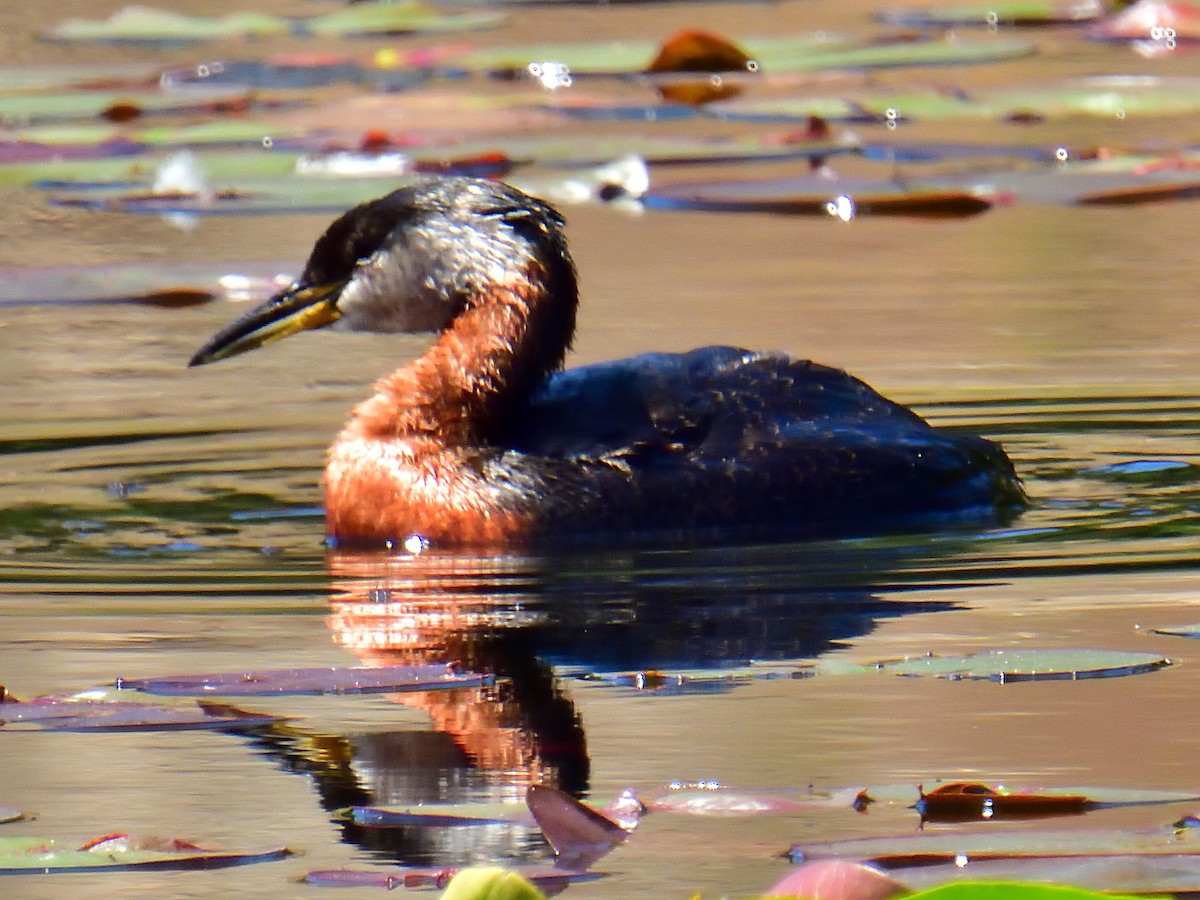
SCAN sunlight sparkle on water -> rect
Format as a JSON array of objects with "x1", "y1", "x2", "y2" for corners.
[
  {"x1": 528, "y1": 61, "x2": 572, "y2": 91},
  {"x1": 826, "y1": 194, "x2": 855, "y2": 222}
]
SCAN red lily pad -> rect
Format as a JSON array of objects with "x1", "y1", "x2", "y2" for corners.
[
  {"x1": 1090, "y1": 0, "x2": 1200, "y2": 41},
  {"x1": 115, "y1": 664, "x2": 493, "y2": 696},
  {"x1": 0, "y1": 833, "x2": 289, "y2": 873},
  {"x1": 526, "y1": 784, "x2": 631, "y2": 870}
]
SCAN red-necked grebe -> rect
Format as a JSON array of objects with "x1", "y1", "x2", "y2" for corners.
[{"x1": 190, "y1": 177, "x2": 1024, "y2": 547}]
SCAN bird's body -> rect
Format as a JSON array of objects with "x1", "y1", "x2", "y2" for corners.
[{"x1": 191, "y1": 177, "x2": 1024, "y2": 548}]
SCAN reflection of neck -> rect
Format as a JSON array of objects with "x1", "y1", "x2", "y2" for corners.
[{"x1": 346, "y1": 263, "x2": 575, "y2": 448}]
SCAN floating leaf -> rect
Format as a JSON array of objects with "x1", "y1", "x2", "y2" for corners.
[
  {"x1": 1154, "y1": 623, "x2": 1200, "y2": 638},
  {"x1": 647, "y1": 177, "x2": 991, "y2": 218},
  {"x1": 303, "y1": 2, "x2": 502, "y2": 37},
  {"x1": 915, "y1": 783, "x2": 1091, "y2": 823},
  {"x1": 876, "y1": 2, "x2": 1105, "y2": 28},
  {"x1": 905, "y1": 884, "x2": 1153, "y2": 900},
  {"x1": 819, "y1": 648, "x2": 1171, "y2": 681},
  {"x1": 115, "y1": 664, "x2": 493, "y2": 696},
  {"x1": 785, "y1": 825, "x2": 1200, "y2": 875},
  {"x1": 0, "y1": 697, "x2": 282, "y2": 732},
  {"x1": 715, "y1": 76, "x2": 1200, "y2": 123},
  {"x1": 0, "y1": 87, "x2": 303, "y2": 126},
  {"x1": 0, "y1": 834, "x2": 289, "y2": 874},
  {"x1": 646, "y1": 29, "x2": 756, "y2": 104},
  {"x1": 1077, "y1": 180, "x2": 1200, "y2": 204},
  {"x1": 913, "y1": 782, "x2": 1200, "y2": 823},
  {"x1": 340, "y1": 806, "x2": 517, "y2": 828},
  {"x1": 526, "y1": 784, "x2": 630, "y2": 870},
  {"x1": 0, "y1": 809, "x2": 25, "y2": 825},
  {"x1": 46, "y1": 7, "x2": 290, "y2": 43},
  {"x1": 447, "y1": 32, "x2": 1030, "y2": 76},
  {"x1": 44, "y1": 3, "x2": 499, "y2": 44}
]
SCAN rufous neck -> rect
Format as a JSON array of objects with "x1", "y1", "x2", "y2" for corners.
[{"x1": 348, "y1": 272, "x2": 573, "y2": 447}]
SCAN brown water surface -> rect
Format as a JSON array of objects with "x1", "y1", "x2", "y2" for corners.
[{"x1": 1, "y1": 0, "x2": 1200, "y2": 897}]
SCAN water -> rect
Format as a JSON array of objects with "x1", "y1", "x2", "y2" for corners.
[{"x1": 2, "y1": 0, "x2": 1200, "y2": 897}]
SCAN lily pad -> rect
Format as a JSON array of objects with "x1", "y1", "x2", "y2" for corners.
[
  {"x1": 0, "y1": 697, "x2": 282, "y2": 732},
  {"x1": 0, "y1": 834, "x2": 290, "y2": 874},
  {"x1": 714, "y1": 76, "x2": 1200, "y2": 123},
  {"x1": 906, "y1": 885, "x2": 1151, "y2": 900},
  {"x1": 115, "y1": 664, "x2": 493, "y2": 696},
  {"x1": 340, "y1": 806, "x2": 517, "y2": 827},
  {"x1": 44, "y1": 3, "x2": 500, "y2": 44},
  {"x1": 445, "y1": 33, "x2": 1032, "y2": 76},
  {"x1": 1154, "y1": 623, "x2": 1200, "y2": 638},
  {"x1": 526, "y1": 784, "x2": 631, "y2": 870},
  {"x1": 876, "y1": 2, "x2": 1105, "y2": 28},
  {"x1": 819, "y1": 648, "x2": 1171, "y2": 681}
]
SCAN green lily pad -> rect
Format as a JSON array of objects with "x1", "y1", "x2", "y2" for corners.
[
  {"x1": 876, "y1": 2, "x2": 1105, "y2": 28},
  {"x1": 716, "y1": 76, "x2": 1200, "y2": 123},
  {"x1": 0, "y1": 87, "x2": 304, "y2": 126},
  {"x1": 45, "y1": 7, "x2": 291, "y2": 43},
  {"x1": 819, "y1": 648, "x2": 1170, "y2": 681},
  {"x1": 44, "y1": 2, "x2": 500, "y2": 44},
  {"x1": 1154, "y1": 623, "x2": 1200, "y2": 638},
  {"x1": 905, "y1": 884, "x2": 1151, "y2": 900},
  {"x1": 303, "y1": 1, "x2": 502, "y2": 36},
  {"x1": 446, "y1": 33, "x2": 1031, "y2": 75}
]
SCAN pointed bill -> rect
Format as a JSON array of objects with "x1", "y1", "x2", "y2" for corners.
[{"x1": 189, "y1": 278, "x2": 347, "y2": 366}]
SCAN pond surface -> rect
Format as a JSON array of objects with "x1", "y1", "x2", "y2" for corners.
[{"x1": 1, "y1": 0, "x2": 1200, "y2": 897}]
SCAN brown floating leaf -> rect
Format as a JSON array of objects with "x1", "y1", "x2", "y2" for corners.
[
  {"x1": 647, "y1": 29, "x2": 754, "y2": 104},
  {"x1": 915, "y1": 782, "x2": 1092, "y2": 824},
  {"x1": 1076, "y1": 181, "x2": 1200, "y2": 205}
]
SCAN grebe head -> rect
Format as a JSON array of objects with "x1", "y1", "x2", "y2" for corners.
[{"x1": 188, "y1": 177, "x2": 578, "y2": 367}]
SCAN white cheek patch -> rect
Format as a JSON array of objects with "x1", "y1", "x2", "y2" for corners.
[{"x1": 337, "y1": 248, "x2": 456, "y2": 334}]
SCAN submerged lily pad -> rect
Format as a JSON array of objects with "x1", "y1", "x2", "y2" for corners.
[
  {"x1": 0, "y1": 834, "x2": 289, "y2": 874},
  {"x1": 115, "y1": 664, "x2": 493, "y2": 696}
]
